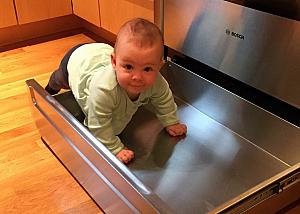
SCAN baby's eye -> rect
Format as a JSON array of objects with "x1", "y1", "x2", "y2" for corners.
[
  {"x1": 144, "y1": 67, "x2": 153, "y2": 72},
  {"x1": 123, "y1": 64, "x2": 133, "y2": 70}
]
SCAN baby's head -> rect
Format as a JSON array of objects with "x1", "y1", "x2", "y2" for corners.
[
  {"x1": 114, "y1": 18, "x2": 164, "y2": 56},
  {"x1": 111, "y1": 18, "x2": 164, "y2": 100}
]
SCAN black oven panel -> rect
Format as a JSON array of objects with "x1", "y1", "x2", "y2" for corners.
[{"x1": 225, "y1": 0, "x2": 300, "y2": 21}]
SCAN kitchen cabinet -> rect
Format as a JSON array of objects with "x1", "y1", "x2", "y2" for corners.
[
  {"x1": 14, "y1": 0, "x2": 72, "y2": 24},
  {"x1": 0, "y1": 0, "x2": 18, "y2": 28},
  {"x1": 99, "y1": 0, "x2": 154, "y2": 34},
  {"x1": 72, "y1": 0, "x2": 101, "y2": 27}
]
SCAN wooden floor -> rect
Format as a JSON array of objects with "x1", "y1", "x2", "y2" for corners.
[{"x1": 0, "y1": 34, "x2": 102, "y2": 213}]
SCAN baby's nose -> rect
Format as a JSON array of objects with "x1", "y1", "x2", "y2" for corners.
[{"x1": 132, "y1": 71, "x2": 143, "y2": 80}]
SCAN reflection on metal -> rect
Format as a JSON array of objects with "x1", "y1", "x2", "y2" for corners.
[
  {"x1": 26, "y1": 60, "x2": 299, "y2": 213},
  {"x1": 164, "y1": 0, "x2": 300, "y2": 109},
  {"x1": 163, "y1": 62, "x2": 300, "y2": 166}
]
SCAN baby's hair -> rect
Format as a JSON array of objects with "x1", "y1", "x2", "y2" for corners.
[{"x1": 114, "y1": 18, "x2": 164, "y2": 55}]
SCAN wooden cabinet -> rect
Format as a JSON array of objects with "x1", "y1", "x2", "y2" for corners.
[
  {"x1": 99, "y1": 0, "x2": 154, "y2": 34},
  {"x1": 0, "y1": 0, "x2": 18, "y2": 28},
  {"x1": 14, "y1": 0, "x2": 72, "y2": 24},
  {"x1": 72, "y1": 0, "x2": 101, "y2": 27}
]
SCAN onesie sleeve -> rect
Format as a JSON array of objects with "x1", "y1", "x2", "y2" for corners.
[
  {"x1": 150, "y1": 74, "x2": 180, "y2": 127},
  {"x1": 86, "y1": 86, "x2": 124, "y2": 155}
]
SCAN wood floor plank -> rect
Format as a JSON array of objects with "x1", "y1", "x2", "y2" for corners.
[
  {"x1": 0, "y1": 34, "x2": 101, "y2": 213},
  {"x1": 0, "y1": 93, "x2": 30, "y2": 115},
  {"x1": 0, "y1": 107, "x2": 33, "y2": 133},
  {"x1": 0, "y1": 122, "x2": 37, "y2": 143}
]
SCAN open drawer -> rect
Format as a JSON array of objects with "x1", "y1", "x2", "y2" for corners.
[{"x1": 26, "y1": 61, "x2": 300, "y2": 213}]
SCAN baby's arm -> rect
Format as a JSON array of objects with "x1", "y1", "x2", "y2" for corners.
[
  {"x1": 150, "y1": 74, "x2": 188, "y2": 136},
  {"x1": 87, "y1": 86, "x2": 133, "y2": 164},
  {"x1": 88, "y1": 110, "x2": 133, "y2": 164},
  {"x1": 165, "y1": 123, "x2": 187, "y2": 136},
  {"x1": 116, "y1": 148, "x2": 134, "y2": 164}
]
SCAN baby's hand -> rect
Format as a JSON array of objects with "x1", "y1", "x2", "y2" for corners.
[
  {"x1": 165, "y1": 123, "x2": 187, "y2": 136},
  {"x1": 116, "y1": 148, "x2": 134, "y2": 164}
]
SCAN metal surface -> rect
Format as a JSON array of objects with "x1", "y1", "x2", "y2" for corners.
[
  {"x1": 211, "y1": 163, "x2": 300, "y2": 213},
  {"x1": 124, "y1": 100, "x2": 288, "y2": 213},
  {"x1": 162, "y1": 62, "x2": 300, "y2": 166},
  {"x1": 164, "y1": 0, "x2": 300, "y2": 109}
]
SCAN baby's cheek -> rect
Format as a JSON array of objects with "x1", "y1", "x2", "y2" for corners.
[{"x1": 147, "y1": 75, "x2": 157, "y2": 86}]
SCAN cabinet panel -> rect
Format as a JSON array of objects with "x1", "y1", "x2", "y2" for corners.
[
  {"x1": 99, "y1": 0, "x2": 154, "y2": 34},
  {"x1": 15, "y1": 0, "x2": 72, "y2": 24},
  {"x1": 0, "y1": 0, "x2": 18, "y2": 28},
  {"x1": 72, "y1": 0, "x2": 100, "y2": 27}
]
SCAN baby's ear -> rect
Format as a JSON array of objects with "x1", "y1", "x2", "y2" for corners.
[
  {"x1": 111, "y1": 52, "x2": 116, "y2": 69},
  {"x1": 159, "y1": 58, "x2": 165, "y2": 70}
]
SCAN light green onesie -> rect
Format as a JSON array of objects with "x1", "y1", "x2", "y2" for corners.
[{"x1": 68, "y1": 43, "x2": 179, "y2": 155}]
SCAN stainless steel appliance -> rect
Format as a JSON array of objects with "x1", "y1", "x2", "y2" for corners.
[
  {"x1": 164, "y1": 0, "x2": 300, "y2": 111},
  {"x1": 26, "y1": 0, "x2": 300, "y2": 213}
]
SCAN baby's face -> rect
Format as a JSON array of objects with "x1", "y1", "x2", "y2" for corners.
[{"x1": 111, "y1": 40, "x2": 163, "y2": 100}]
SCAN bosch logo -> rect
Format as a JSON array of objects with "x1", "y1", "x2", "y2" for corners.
[{"x1": 226, "y1": 29, "x2": 244, "y2": 40}]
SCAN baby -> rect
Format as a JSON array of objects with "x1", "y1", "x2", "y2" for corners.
[{"x1": 45, "y1": 18, "x2": 187, "y2": 163}]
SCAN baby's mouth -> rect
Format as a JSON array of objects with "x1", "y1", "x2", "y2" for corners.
[{"x1": 130, "y1": 84, "x2": 144, "y2": 88}]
